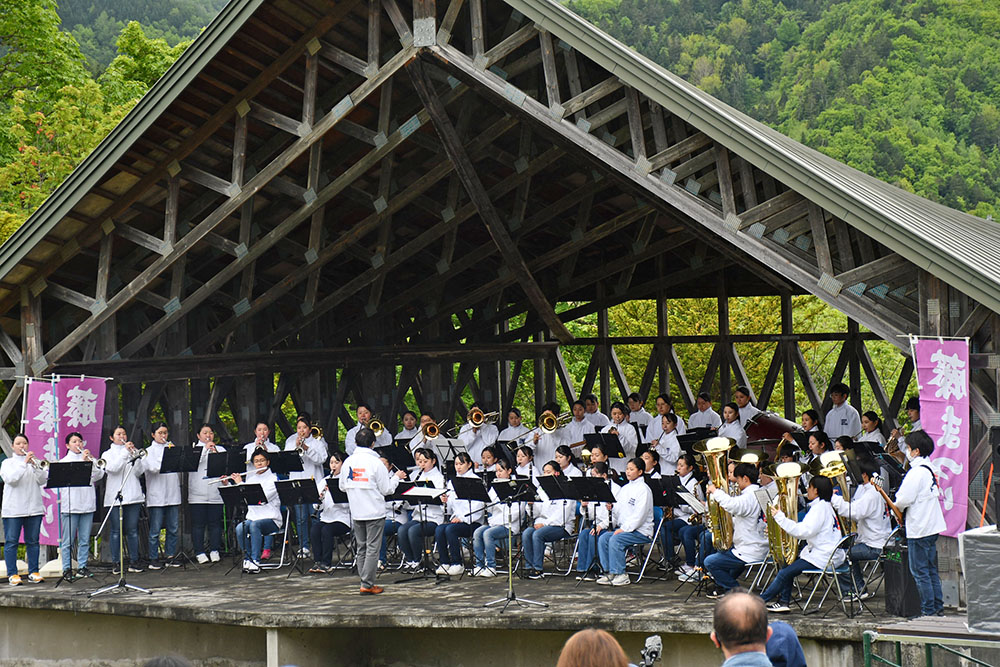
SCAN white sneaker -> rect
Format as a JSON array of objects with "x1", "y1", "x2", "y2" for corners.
[
  {"x1": 405, "y1": 561, "x2": 421, "y2": 572},
  {"x1": 595, "y1": 574, "x2": 613, "y2": 585},
  {"x1": 446, "y1": 563, "x2": 465, "y2": 576},
  {"x1": 477, "y1": 567, "x2": 497, "y2": 578},
  {"x1": 675, "y1": 564, "x2": 695, "y2": 576},
  {"x1": 195, "y1": 553, "x2": 210, "y2": 565},
  {"x1": 610, "y1": 573, "x2": 631, "y2": 586},
  {"x1": 243, "y1": 559, "x2": 261, "y2": 573},
  {"x1": 678, "y1": 570, "x2": 700, "y2": 583},
  {"x1": 209, "y1": 551, "x2": 221, "y2": 563},
  {"x1": 435, "y1": 564, "x2": 449, "y2": 575}
]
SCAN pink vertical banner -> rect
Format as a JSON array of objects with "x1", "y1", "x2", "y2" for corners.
[
  {"x1": 21, "y1": 376, "x2": 107, "y2": 545},
  {"x1": 912, "y1": 339, "x2": 969, "y2": 538}
]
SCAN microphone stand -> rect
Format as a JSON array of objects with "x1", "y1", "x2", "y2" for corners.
[
  {"x1": 90, "y1": 454, "x2": 151, "y2": 597},
  {"x1": 484, "y1": 485, "x2": 547, "y2": 612}
]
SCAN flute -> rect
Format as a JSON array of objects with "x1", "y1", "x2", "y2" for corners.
[{"x1": 205, "y1": 468, "x2": 269, "y2": 485}]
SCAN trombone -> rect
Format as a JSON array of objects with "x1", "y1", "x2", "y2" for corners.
[
  {"x1": 538, "y1": 411, "x2": 571, "y2": 434},
  {"x1": 310, "y1": 424, "x2": 324, "y2": 440},
  {"x1": 369, "y1": 417, "x2": 385, "y2": 438},
  {"x1": 467, "y1": 407, "x2": 499, "y2": 427}
]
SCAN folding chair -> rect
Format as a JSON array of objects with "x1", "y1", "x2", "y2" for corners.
[
  {"x1": 799, "y1": 533, "x2": 861, "y2": 617},
  {"x1": 742, "y1": 555, "x2": 775, "y2": 594},
  {"x1": 862, "y1": 525, "x2": 902, "y2": 596}
]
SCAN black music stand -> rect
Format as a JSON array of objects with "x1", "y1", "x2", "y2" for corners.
[
  {"x1": 158, "y1": 446, "x2": 200, "y2": 570},
  {"x1": 90, "y1": 453, "x2": 152, "y2": 599},
  {"x1": 494, "y1": 440, "x2": 518, "y2": 468},
  {"x1": 221, "y1": 483, "x2": 271, "y2": 576},
  {"x1": 485, "y1": 478, "x2": 546, "y2": 612},
  {"x1": 376, "y1": 443, "x2": 415, "y2": 475},
  {"x1": 637, "y1": 475, "x2": 683, "y2": 582},
  {"x1": 275, "y1": 479, "x2": 320, "y2": 574},
  {"x1": 570, "y1": 477, "x2": 617, "y2": 587},
  {"x1": 47, "y1": 461, "x2": 94, "y2": 586},
  {"x1": 532, "y1": 475, "x2": 578, "y2": 582},
  {"x1": 269, "y1": 452, "x2": 304, "y2": 477},
  {"x1": 678, "y1": 429, "x2": 714, "y2": 456},
  {"x1": 395, "y1": 482, "x2": 447, "y2": 583}
]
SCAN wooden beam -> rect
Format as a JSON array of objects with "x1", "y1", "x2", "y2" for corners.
[
  {"x1": 808, "y1": 202, "x2": 834, "y2": 276},
  {"x1": 560, "y1": 77, "x2": 622, "y2": 120},
  {"x1": 538, "y1": 30, "x2": 560, "y2": 107}
]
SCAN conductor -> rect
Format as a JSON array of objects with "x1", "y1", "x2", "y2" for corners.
[{"x1": 340, "y1": 427, "x2": 406, "y2": 595}]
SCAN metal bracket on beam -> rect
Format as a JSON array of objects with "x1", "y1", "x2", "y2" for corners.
[
  {"x1": 233, "y1": 298, "x2": 251, "y2": 316},
  {"x1": 818, "y1": 272, "x2": 844, "y2": 296},
  {"x1": 163, "y1": 297, "x2": 181, "y2": 315},
  {"x1": 304, "y1": 248, "x2": 318, "y2": 265},
  {"x1": 89, "y1": 298, "x2": 106, "y2": 316},
  {"x1": 413, "y1": 18, "x2": 436, "y2": 47}
]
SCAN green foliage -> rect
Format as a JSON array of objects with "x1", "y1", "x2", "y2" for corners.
[
  {"x1": 98, "y1": 22, "x2": 191, "y2": 107},
  {"x1": 0, "y1": 0, "x2": 89, "y2": 103}
]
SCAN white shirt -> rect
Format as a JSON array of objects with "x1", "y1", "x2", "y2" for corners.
[
  {"x1": 408, "y1": 466, "x2": 446, "y2": 524},
  {"x1": 317, "y1": 478, "x2": 351, "y2": 525},
  {"x1": 775, "y1": 498, "x2": 845, "y2": 569},
  {"x1": 711, "y1": 483, "x2": 769, "y2": 563},
  {"x1": 900, "y1": 420, "x2": 921, "y2": 453},
  {"x1": 243, "y1": 440, "x2": 280, "y2": 473},
  {"x1": 601, "y1": 422, "x2": 636, "y2": 473},
  {"x1": 654, "y1": 431, "x2": 681, "y2": 475},
  {"x1": 536, "y1": 483, "x2": 576, "y2": 533},
  {"x1": 673, "y1": 471, "x2": 705, "y2": 522},
  {"x1": 56, "y1": 450, "x2": 105, "y2": 514},
  {"x1": 340, "y1": 446, "x2": 401, "y2": 521},
  {"x1": 825, "y1": 402, "x2": 862, "y2": 440},
  {"x1": 615, "y1": 476, "x2": 654, "y2": 537},
  {"x1": 445, "y1": 469, "x2": 486, "y2": 525},
  {"x1": 858, "y1": 430, "x2": 887, "y2": 446},
  {"x1": 562, "y1": 463, "x2": 584, "y2": 478},
  {"x1": 718, "y1": 420, "x2": 748, "y2": 448},
  {"x1": 585, "y1": 411, "x2": 611, "y2": 429},
  {"x1": 457, "y1": 422, "x2": 499, "y2": 463},
  {"x1": 345, "y1": 423, "x2": 392, "y2": 456},
  {"x1": 738, "y1": 403, "x2": 761, "y2": 427},
  {"x1": 629, "y1": 408, "x2": 654, "y2": 429},
  {"x1": 102, "y1": 443, "x2": 146, "y2": 506},
  {"x1": 533, "y1": 429, "x2": 566, "y2": 465},
  {"x1": 832, "y1": 483, "x2": 892, "y2": 549},
  {"x1": 143, "y1": 442, "x2": 182, "y2": 508},
  {"x1": 688, "y1": 407, "x2": 722, "y2": 430},
  {"x1": 497, "y1": 424, "x2": 531, "y2": 444},
  {"x1": 564, "y1": 417, "x2": 595, "y2": 446},
  {"x1": 385, "y1": 497, "x2": 410, "y2": 524},
  {"x1": 188, "y1": 443, "x2": 225, "y2": 505},
  {"x1": 241, "y1": 468, "x2": 282, "y2": 527},
  {"x1": 284, "y1": 435, "x2": 328, "y2": 489},
  {"x1": 485, "y1": 486, "x2": 525, "y2": 533},
  {"x1": 0, "y1": 455, "x2": 47, "y2": 518},
  {"x1": 894, "y1": 455, "x2": 946, "y2": 539}
]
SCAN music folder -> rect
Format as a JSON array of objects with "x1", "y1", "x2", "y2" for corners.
[{"x1": 324, "y1": 477, "x2": 349, "y2": 503}]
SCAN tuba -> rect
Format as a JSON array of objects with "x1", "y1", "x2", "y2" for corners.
[
  {"x1": 811, "y1": 450, "x2": 855, "y2": 536},
  {"x1": 693, "y1": 436, "x2": 735, "y2": 551},
  {"x1": 765, "y1": 461, "x2": 809, "y2": 568}
]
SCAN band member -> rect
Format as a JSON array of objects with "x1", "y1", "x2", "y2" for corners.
[
  {"x1": 824, "y1": 382, "x2": 861, "y2": 440},
  {"x1": 670, "y1": 453, "x2": 708, "y2": 581},
  {"x1": 480, "y1": 446, "x2": 499, "y2": 473},
  {"x1": 627, "y1": 392, "x2": 653, "y2": 435},
  {"x1": 761, "y1": 476, "x2": 844, "y2": 612},
  {"x1": 103, "y1": 426, "x2": 146, "y2": 574},
  {"x1": 310, "y1": 451, "x2": 351, "y2": 573},
  {"x1": 408, "y1": 412, "x2": 438, "y2": 453},
  {"x1": 780, "y1": 409, "x2": 821, "y2": 446},
  {"x1": 601, "y1": 402, "x2": 636, "y2": 474},
  {"x1": 243, "y1": 421, "x2": 279, "y2": 473},
  {"x1": 523, "y1": 461, "x2": 576, "y2": 578},
  {"x1": 583, "y1": 393, "x2": 611, "y2": 429},
  {"x1": 285, "y1": 416, "x2": 328, "y2": 557},
  {"x1": 733, "y1": 386, "x2": 761, "y2": 427},
  {"x1": 515, "y1": 445, "x2": 536, "y2": 480},
  {"x1": 228, "y1": 449, "x2": 281, "y2": 573},
  {"x1": 889, "y1": 396, "x2": 921, "y2": 464},
  {"x1": 341, "y1": 428, "x2": 406, "y2": 594},
  {"x1": 473, "y1": 459, "x2": 523, "y2": 577},
  {"x1": 396, "y1": 410, "x2": 420, "y2": 441},
  {"x1": 804, "y1": 432, "x2": 834, "y2": 463},
  {"x1": 58, "y1": 431, "x2": 105, "y2": 578},
  {"x1": 435, "y1": 452, "x2": 484, "y2": 576},
  {"x1": 497, "y1": 407, "x2": 531, "y2": 443},
  {"x1": 858, "y1": 412, "x2": 887, "y2": 446},
  {"x1": 688, "y1": 392, "x2": 722, "y2": 430},
  {"x1": 564, "y1": 400, "x2": 596, "y2": 448},
  {"x1": 398, "y1": 447, "x2": 446, "y2": 571},
  {"x1": 651, "y1": 413, "x2": 681, "y2": 475},
  {"x1": 189, "y1": 424, "x2": 225, "y2": 564},
  {"x1": 2, "y1": 434, "x2": 47, "y2": 585},
  {"x1": 832, "y1": 458, "x2": 892, "y2": 599},
  {"x1": 575, "y1": 461, "x2": 613, "y2": 580},
  {"x1": 346, "y1": 403, "x2": 391, "y2": 455},
  {"x1": 379, "y1": 455, "x2": 410, "y2": 568},
  {"x1": 458, "y1": 403, "x2": 499, "y2": 463},
  {"x1": 144, "y1": 422, "x2": 181, "y2": 569},
  {"x1": 718, "y1": 403, "x2": 748, "y2": 448},
  {"x1": 596, "y1": 458, "x2": 653, "y2": 586},
  {"x1": 533, "y1": 405, "x2": 566, "y2": 464},
  {"x1": 703, "y1": 462, "x2": 769, "y2": 597},
  {"x1": 893, "y1": 430, "x2": 946, "y2": 617},
  {"x1": 555, "y1": 445, "x2": 584, "y2": 478}
]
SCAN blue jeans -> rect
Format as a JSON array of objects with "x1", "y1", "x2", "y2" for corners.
[
  {"x1": 59, "y1": 512, "x2": 93, "y2": 571},
  {"x1": 435, "y1": 521, "x2": 478, "y2": 565},
  {"x1": 189, "y1": 504, "x2": 223, "y2": 555},
  {"x1": 908, "y1": 534, "x2": 943, "y2": 616},
  {"x1": 473, "y1": 525, "x2": 511, "y2": 569},
  {"x1": 3, "y1": 515, "x2": 42, "y2": 576},
  {"x1": 147, "y1": 505, "x2": 179, "y2": 562},
  {"x1": 760, "y1": 557, "x2": 812, "y2": 604},
  {"x1": 576, "y1": 523, "x2": 601, "y2": 572},
  {"x1": 680, "y1": 523, "x2": 706, "y2": 566},
  {"x1": 237, "y1": 519, "x2": 279, "y2": 562},
  {"x1": 292, "y1": 503, "x2": 311, "y2": 550},
  {"x1": 704, "y1": 548, "x2": 747, "y2": 591},
  {"x1": 522, "y1": 525, "x2": 569, "y2": 571},
  {"x1": 597, "y1": 530, "x2": 651, "y2": 574},
  {"x1": 309, "y1": 521, "x2": 350, "y2": 566},
  {"x1": 381, "y1": 519, "x2": 401, "y2": 561},
  {"x1": 699, "y1": 529, "x2": 716, "y2": 566},
  {"x1": 663, "y1": 517, "x2": 688, "y2": 558},
  {"x1": 839, "y1": 542, "x2": 882, "y2": 594},
  {"x1": 109, "y1": 503, "x2": 141, "y2": 565},
  {"x1": 398, "y1": 520, "x2": 438, "y2": 562}
]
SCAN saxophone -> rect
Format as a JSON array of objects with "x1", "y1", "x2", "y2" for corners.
[
  {"x1": 766, "y1": 461, "x2": 808, "y2": 568},
  {"x1": 694, "y1": 436, "x2": 734, "y2": 551}
]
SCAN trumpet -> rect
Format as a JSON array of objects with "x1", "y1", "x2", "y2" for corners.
[
  {"x1": 369, "y1": 417, "x2": 385, "y2": 438},
  {"x1": 95, "y1": 458, "x2": 107, "y2": 469},
  {"x1": 27, "y1": 458, "x2": 49, "y2": 470},
  {"x1": 128, "y1": 448, "x2": 147, "y2": 463},
  {"x1": 467, "y1": 407, "x2": 499, "y2": 427}
]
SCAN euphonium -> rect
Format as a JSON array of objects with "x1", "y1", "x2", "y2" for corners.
[
  {"x1": 811, "y1": 450, "x2": 855, "y2": 536},
  {"x1": 693, "y1": 436, "x2": 735, "y2": 551},
  {"x1": 766, "y1": 461, "x2": 809, "y2": 568},
  {"x1": 369, "y1": 417, "x2": 384, "y2": 438}
]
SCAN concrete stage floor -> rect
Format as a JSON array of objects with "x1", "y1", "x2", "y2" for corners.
[{"x1": 0, "y1": 561, "x2": 953, "y2": 666}]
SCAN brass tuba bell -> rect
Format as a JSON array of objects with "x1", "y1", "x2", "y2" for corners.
[
  {"x1": 764, "y1": 461, "x2": 809, "y2": 568},
  {"x1": 693, "y1": 436, "x2": 735, "y2": 551}
]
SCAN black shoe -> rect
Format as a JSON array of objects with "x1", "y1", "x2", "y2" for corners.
[
  {"x1": 112, "y1": 565, "x2": 122, "y2": 576},
  {"x1": 127, "y1": 563, "x2": 143, "y2": 573},
  {"x1": 527, "y1": 570, "x2": 544, "y2": 580},
  {"x1": 706, "y1": 588, "x2": 724, "y2": 600},
  {"x1": 61, "y1": 570, "x2": 75, "y2": 581},
  {"x1": 935, "y1": 610, "x2": 945, "y2": 617},
  {"x1": 146, "y1": 560, "x2": 163, "y2": 571},
  {"x1": 76, "y1": 567, "x2": 93, "y2": 578}
]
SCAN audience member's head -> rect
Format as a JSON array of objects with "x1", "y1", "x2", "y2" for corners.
[
  {"x1": 556, "y1": 628, "x2": 628, "y2": 667},
  {"x1": 711, "y1": 591, "x2": 772, "y2": 658}
]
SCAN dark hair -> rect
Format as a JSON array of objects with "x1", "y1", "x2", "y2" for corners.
[
  {"x1": 355, "y1": 426, "x2": 375, "y2": 449},
  {"x1": 810, "y1": 431, "x2": 833, "y2": 452},
  {"x1": 734, "y1": 385, "x2": 751, "y2": 397},
  {"x1": 583, "y1": 393, "x2": 598, "y2": 403},
  {"x1": 572, "y1": 400, "x2": 585, "y2": 409},
  {"x1": 723, "y1": 402, "x2": 739, "y2": 418},
  {"x1": 907, "y1": 430, "x2": 934, "y2": 458},
  {"x1": 656, "y1": 393, "x2": 672, "y2": 406},
  {"x1": 555, "y1": 445, "x2": 577, "y2": 467},
  {"x1": 590, "y1": 442, "x2": 606, "y2": 456},
  {"x1": 663, "y1": 412, "x2": 678, "y2": 425},
  {"x1": 542, "y1": 460, "x2": 562, "y2": 476},
  {"x1": 13, "y1": 432, "x2": 28, "y2": 443},
  {"x1": 544, "y1": 401, "x2": 561, "y2": 415},
  {"x1": 905, "y1": 395, "x2": 920, "y2": 412},
  {"x1": 355, "y1": 402, "x2": 371, "y2": 413},
  {"x1": 329, "y1": 450, "x2": 347, "y2": 464},
  {"x1": 627, "y1": 457, "x2": 644, "y2": 472},
  {"x1": 627, "y1": 392, "x2": 642, "y2": 403},
  {"x1": 496, "y1": 458, "x2": 512, "y2": 472},
  {"x1": 734, "y1": 462, "x2": 758, "y2": 484},
  {"x1": 862, "y1": 411, "x2": 882, "y2": 429},
  {"x1": 199, "y1": 423, "x2": 213, "y2": 432},
  {"x1": 255, "y1": 420, "x2": 269, "y2": 429},
  {"x1": 803, "y1": 409, "x2": 821, "y2": 428},
  {"x1": 296, "y1": 416, "x2": 311, "y2": 428},
  {"x1": 414, "y1": 447, "x2": 439, "y2": 466},
  {"x1": 151, "y1": 421, "x2": 168, "y2": 433},
  {"x1": 454, "y1": 451, "x2": 474, "y2": 467},
  {"x1": 516, "y1": 445, "x2": 534, "y2": 459},
  {"x1": 642, "y1": 448, "x2": 660, "y2": 463},
  {"x1": 678, "y1": 452, "x2": 697, "y2": 470},
  {"x1": 508, "y1": 407, "x2": 521, "y2": 418},
  {"x1": 297, "y1": 412, "x2": 312, "y2": 423},
  {"x1": 402, "y1": 410, "x2": 417, "y2": 421},
  {"x1": 829, "y1": 382, "x2": 851, "y2": 396},
  {"x1": 591, "y1": 461, "x2": 610, "y2": 477},
  {"x1": 713, "y1": 591, "x2": 769, "y2": 651},
  {"x1": 778, "y1": 443, "x2": 800, "y2": 460},
  {"x1": 697, "y1": 391, "x2": 711, "y2": 402},
  {"x1": 65, "y1": 431, "x2": 83, "y2": 444},
  {"x1": 610, "y1": 400, "x2": 627, "y2": 414},
  {"x1": 251, "y1": 447, "x2": 270, "y2": 463},
  {"x1": 810, "y1": 475, "x2": 834, "y2": 501},
  {"x1": 482, "y1": 446, "x2": 499, "y2": 462},
  {"x1": 859, "y1": 458, "x2": 880, "y2": 481},
  {"x1": 422, "y1": 411, "x2": 436, "y2": 420},
  {"x1": 835, "y1": 435, "x2": 854, "y2": 450}
]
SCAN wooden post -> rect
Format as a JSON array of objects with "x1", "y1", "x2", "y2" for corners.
[
  {"x1": 718, "y1": 275, "x2": 731, "y2": 405},
  {"x1": 781, "y1": 293, "x2": 795, "y2": 419}
]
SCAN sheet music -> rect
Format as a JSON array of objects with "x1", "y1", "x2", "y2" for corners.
[
  {"x1": 754, "y1": 487, "x2": 776, "y2": 514},
  {"x1": 677, "y1": 490, "x2": 707, "y2": 514}
]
